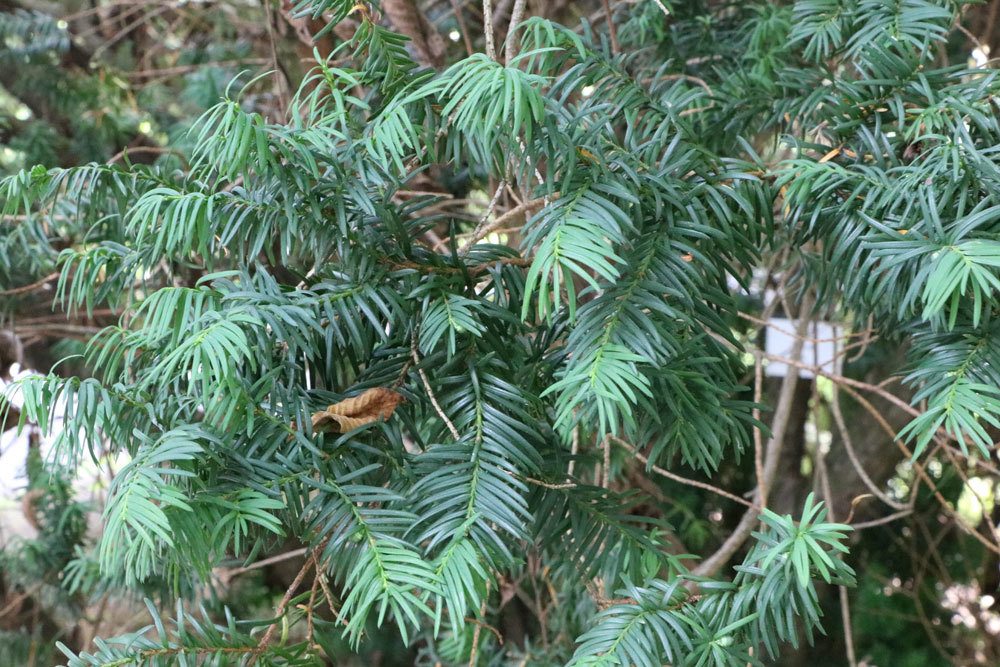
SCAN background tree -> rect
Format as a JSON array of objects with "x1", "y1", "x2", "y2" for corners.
[{"x1": 1, "y1": 1, "x2": 999, "y2": 665}]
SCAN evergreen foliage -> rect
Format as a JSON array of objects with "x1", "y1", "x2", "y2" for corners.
[{"x1": 1, "y1": 0, "x2": 999, "y2": 664}]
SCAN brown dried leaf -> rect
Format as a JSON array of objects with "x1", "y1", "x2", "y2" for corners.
[{"x1": 311, "y1": 387, "x2": 403, "y2": 433}]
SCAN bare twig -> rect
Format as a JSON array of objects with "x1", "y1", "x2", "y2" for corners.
[
  {"x1": 224, "y1": 547, "x2": 308, "y2": 577},
  {"x1": 829, "y1": 383, "x2": 907, "y2": 510},
  {"x1": 651, "y1": 0, "x2": 671, "y2": 18},
  {"x1": 611, "y1": 436, "x2": 755, "y2": 509},
  {"x1": 693, "y1": 292, "x2": 815, "y2": 577},
  {"x1": 262, "y1": 0, "x2": 288, "y2": 118},
  {"x1": 248, "y1": 548, "x2": 316, "y2": 665},
  {"x1": 568, "y1": 424, "x2": 580, "y2": 477},
  {"x1": 601, "y1": 434, "x2": 611, "y2": 489},
  {"x1": 464, "y1": 615, "x2": 503, "y2": 644},
  {"x1": 126, "y1": 58, "x2": 270, "y2": 79},
  {"x1": 522, "y1": 475, "x2": 576, "y2": 489},
  {"x1": 851, "y1": 508, "x2": 914, "y2": 530},
  {"x1": 601, "y1": 0, "x2": 619, "y2": 54},
  {"x1": 0, "y1": 273, "x2": 59, "y2": 297},
  {"x1": 816, "y1": 430, "x2": 857, "y2": 667},
  {"x1": 505, "y1": 0, "x2": 528, "y2": 63},
  {"x1": 456, "y1": 197, "x2": 546, "y2": 253},
  {"x1": 460, "y1": 180, "x2": 507, "y2": 256},
  {"x1": 468, "y1": 582, "x2": 490, "y2": 665},
  {"x1": 107, "y1": 146, "x2": 186, "y2": 167},
  {"x1": 838, "y1": 383, "x2": 1000, "y2": 555},
  {"x1": 752, "y1": 349, "x2": 766, "y2": 506},
  {"x1": 411, "y1": 330, "x2": 461, "y2": 441},
  {"x1": 482, "y1": 0, "x2": 497, "y2": 60},
  {"x1": 449, "y1": 0, "x2": 475, "y2": 56}
]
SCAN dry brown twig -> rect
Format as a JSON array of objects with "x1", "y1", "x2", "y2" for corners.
[
  {"x1": 411, "y1": 329, "x2": 461, "y2": 441},
  {"x1": 611, "y1": 436, "x2": 755, "y2": 508}
]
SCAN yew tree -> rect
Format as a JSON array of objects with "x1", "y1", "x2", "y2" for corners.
[{"x1": 2, "y1": 0, "x2": 1000, "y2": 665}]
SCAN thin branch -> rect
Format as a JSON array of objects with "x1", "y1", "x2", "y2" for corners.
[
  {"x1": 106, "y1": 145, "x2": 187, "y2": 167},
  {"x1": 600, "y1": 434, "x2": 611, "y2": 489},
  {"x1": 456, "y1": 197, "x2": 546, "y2": 253},
  {"x1": 449, "y1": 0, "x2": 475, "y2": 56},
  {"x1": 0, "y1": 273, "x2": 59, "y2": 297},
  {"x1": 601, "y1": 0, "x2": 620, "y2": 54},
  {"x1": 411, "y1": 329, "x2": 461, "y2": 441},
  {"x1": 568, "y1": 424, "x2": 580, "y2": 477},
  {"x1": 248, "y1": 545, "x2": 318, "y2": 665},
  {"x1": 262, "y1": 0, "x2": 288, "y2": 118},
  {"x1": 91, "y1": 4, "x2": 173, "y2": 60},
  {"x1": 838, "y1": 383, "x2": 1000, "y2": 555},
  {"x1": 752, "y1": 349, "x2": 766, "y2": 506},
  {"x1": 693, "y1": 292, "x2": 815, "y2": 577},
  {"x1": 504, "y1": 0, "x2": 528, "y2": 63},
  {"x1": 126, "y1": 58, "x2": 270, "y2": 79},
  {"x1": 464, "y1": 615, "x2": 504, "y2": 644},
  {"x1": 460, "y1": 179, "x2": 507, "y2": 257},
  {"x1": 0, "y1": 584, "x2": 42, "y2": 620},
  {"x1": 224, "y1": 547, "x2": 308, "y2": 577},
  {"x1": 758, "y1": 293, "x2": 815, "y2": 508},
  {"x1": 522, "y1": 475, "x2": 576, "y2": 489},
  {"x1": 611, "y1": 436, "x2": 754, "y2": 509},
  {"x1": 483, "y1": 0, "x2": 497, "y2": 60},
  {"x1": 851, "y1": 508, "x2": 914, "y2": 530},
  {"x1": 829, "y1": 383, "x2": 907, "y2": 510},
  {"x1": 468, "y1": 582, "x2": 490, "y2": 666},
  {"x1": 816, "y1": 427, "x2": 857, "y2": 667},
  {"x1": 651, "y1": 0, "x2": 671, "y2": 18}
]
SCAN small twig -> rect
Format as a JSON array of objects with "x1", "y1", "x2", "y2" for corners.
[
  {"x1": 522, "y1": 475, "x2": 576, "y2": 489},
  {"x1": 567, "y1": 424, "x2": 580, "y2": 477},
  {"x1": 679, "y1": 104, "x2": 714, "y2": 118},
  {"x1": 262, "y1": 0, "x2": 288, "y2": 118},
  {"x1": 106, "y1": 146, "x2": 187, "y2": 167},
  {"x1": 752, "y1": 350, "x2": 766, "y2": 507},
  {"x1": 411, "y1": 329, "x2": 461, "y2": 441},
  {"x1": 829, "y1": 384, "x2": 907, "y2": 510},
  {"x1": 651, "y1": 0, "x2": 671, "y2": 18},
  {"x1": 0, "y1": 585, "x2": 41, "y2": 620},
  {"x1": 305, "y1": 565, "x2": 320, "y2": 649},
  {"x1": 248, "y1": 547, "x2": 316, "y2": 665},
  {"x1": 317, "y1": 570, "x2": 341, "y2": 619},
  {"x1": 224, "y1": 547, "x2": 308, "y2": 577},
  {"x1": 851, "y1": 508, "x2": 914, "y2": 530},
  {"x1": 657, "y1": 73, "x2": 712, "y2": 96},
  {"x1": 126, "y1": 58, "x2": 270, "y2": 79},
  {"x1": 601, "y1": 0, "x2": 619, "y2": 54},
  {"x1": 449, "y1": 0, "x2": 475, "y2": 56},
  {"x1": 817, "y1": 448, "x2": 858, "y2": 667},
  {"x1": 953, "y1": 20, "x2": 983, "y2": 47},
  {"x1": 456, "y1": 197, "x2": 546, "y2": 254},
  {"x1": 92, "y1": 5, "x2": 172, "y2": 59},
  {"x1": 611, "y1": 436, "x2": 755, "y2": 508},
  {"x1": 600, "y1": 434, "x2": 611, "y2": 489},
  {"x1": 482, "y1": 0, "x2": 497, "y2": 61},
  {"x1": 839, "y1": 383, "x2": 1000, "y2": 555},
  {"x1": 464, "y1": 616, "x2": 503, "y2": 644},
  {"x1": 844, "y1": 494, "x2": 874, "y2": 524},
  {"x1": 505, "y1": 0, "x2": 528, "y2": 63},
  {"x1": 692, "y1": 292, "x2": 815, "y2": 578},
  {"x1": 468, "y1": 582, "x2": 490, "y2": 665},
  {"x1": 0, "y1": 273, "x2": 59, "y2": 297},
  {"x1": 460, "y1": 180, "x2": 507, "y2": 257}
]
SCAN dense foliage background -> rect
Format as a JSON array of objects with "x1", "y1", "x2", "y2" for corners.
[{"x1": 2, "y1": 0, "x2": 1000, "y2": 665}]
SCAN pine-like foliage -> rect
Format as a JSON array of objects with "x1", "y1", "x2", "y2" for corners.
[{"x1": 4, "y1": 0, "x2": 998, "y2": 664}]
